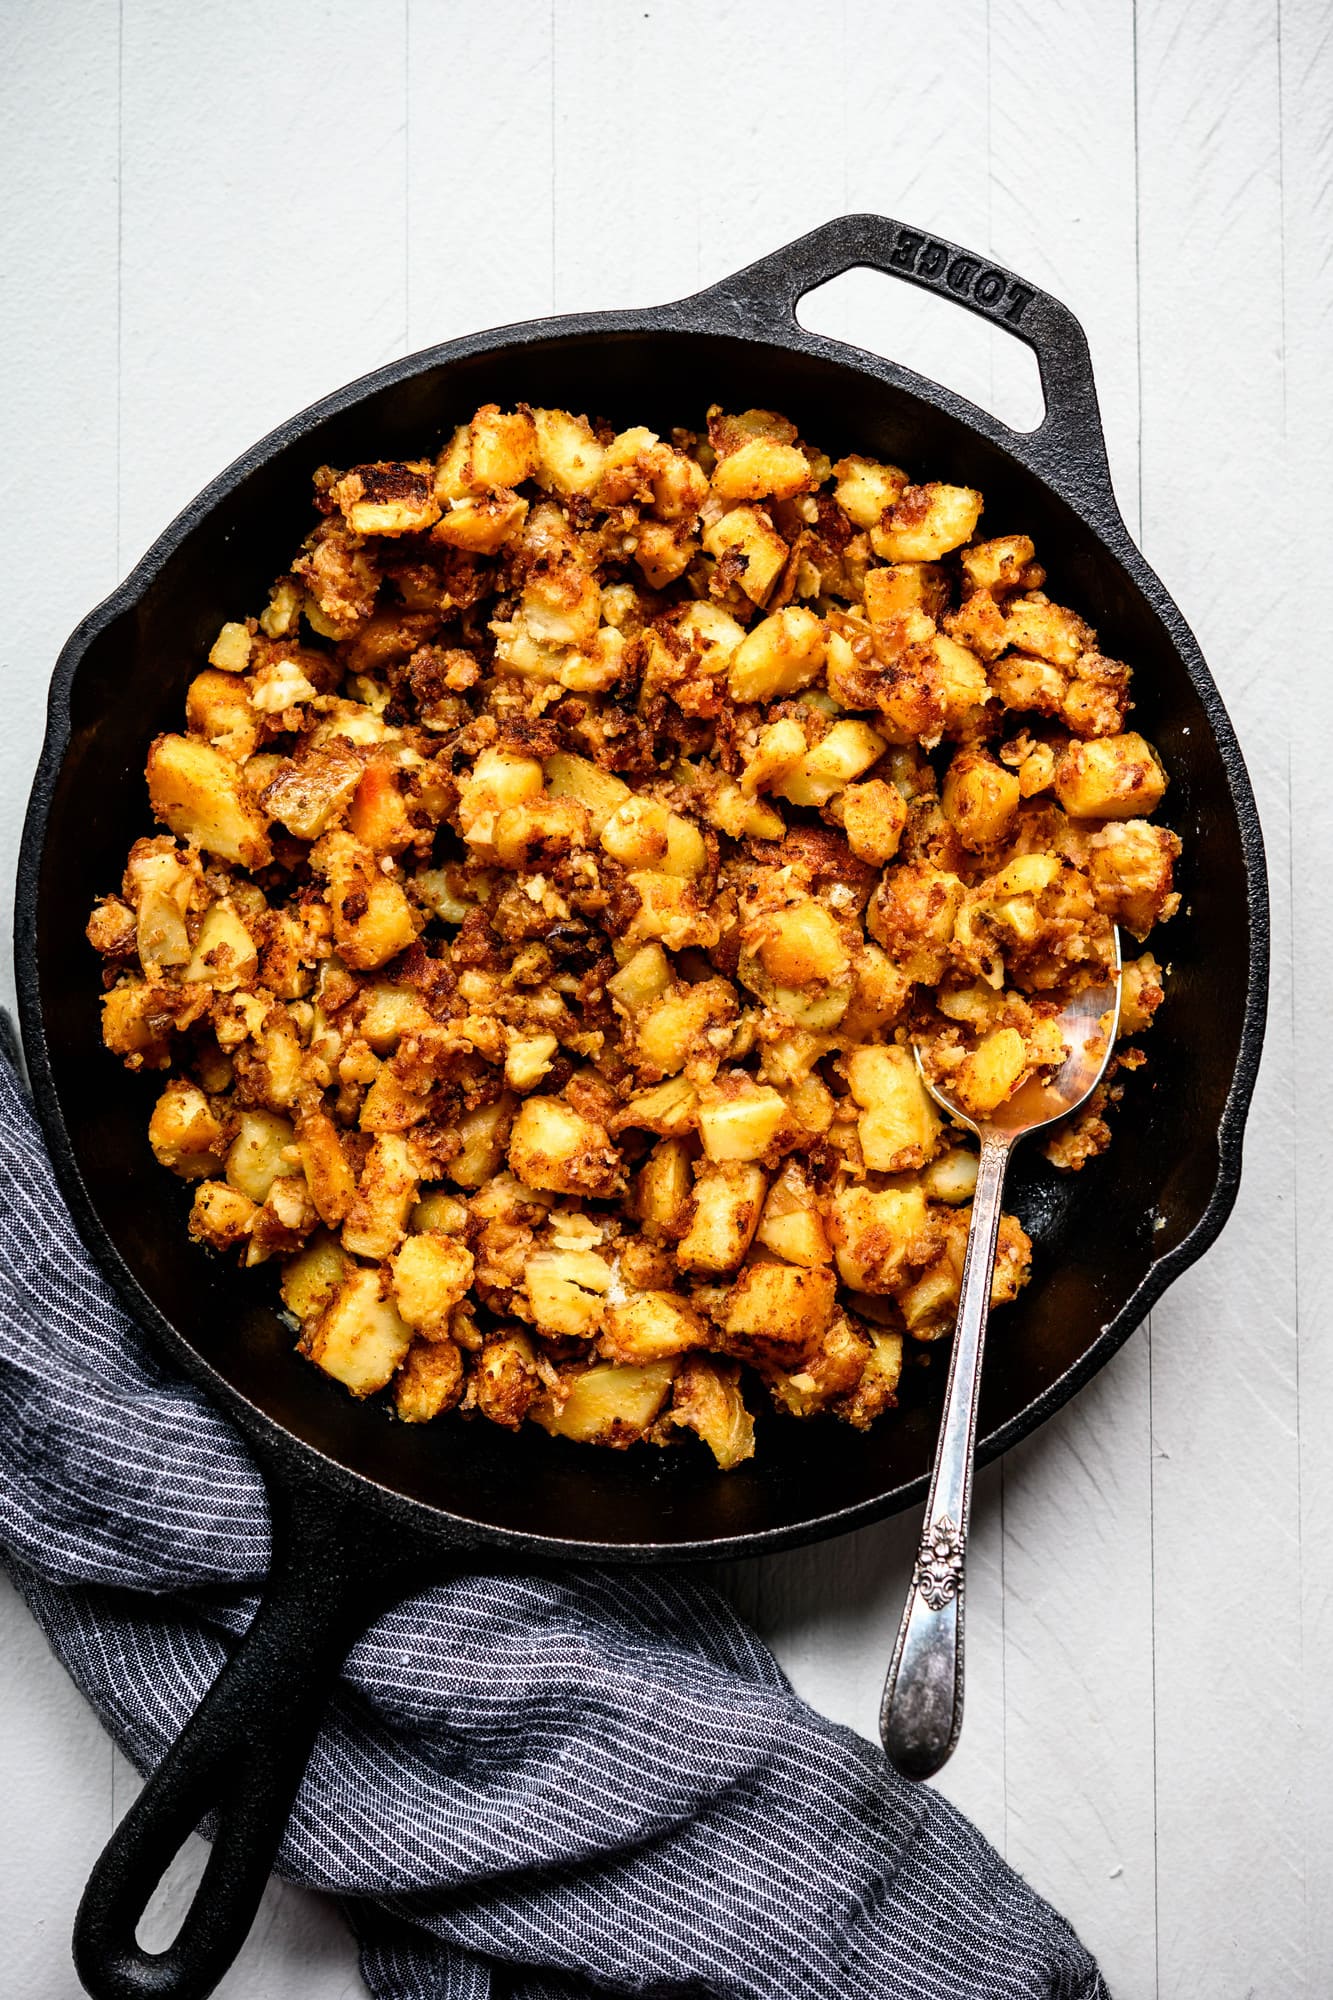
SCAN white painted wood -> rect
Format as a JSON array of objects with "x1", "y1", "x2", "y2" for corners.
[
  {"x1": 1134, "y1": 2, "x2": 1309, "y2": 1993},
  {"x1": 1, "y1": 3, "x2": 1326, "y2": 1994}
]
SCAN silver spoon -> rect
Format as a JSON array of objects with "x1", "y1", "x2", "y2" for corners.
[{"x1": 880, "y1": 930, "x2": 1123, "y2": 1781}]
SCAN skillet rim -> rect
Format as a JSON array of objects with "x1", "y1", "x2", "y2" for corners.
[{"x1": 13, "y1": 272, "x2": 1270, "y2": 1563}]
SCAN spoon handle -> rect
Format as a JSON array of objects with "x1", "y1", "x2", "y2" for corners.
[{"x1": 880, "y1": 1128, "x2": 1013, "y2": 1780}]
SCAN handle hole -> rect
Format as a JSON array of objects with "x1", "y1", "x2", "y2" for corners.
[
  {"x1": 795, "y1": 267, "x2": 1046, "y2": 436},
  {"x1": 133, "y1": 1830, "x2": 211, "y2": 1954}
]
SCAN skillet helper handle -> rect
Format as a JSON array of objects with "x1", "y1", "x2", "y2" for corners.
[
  {"x1": 694, "y1": 211, "x2": 1117, "y2": 522},
  {"x1": 73, "y1": 1474, "x2": 428, "y2": 2000},
  {"x1": 880, "y1": 1130, "x2": 1013, "y2": 1781}
]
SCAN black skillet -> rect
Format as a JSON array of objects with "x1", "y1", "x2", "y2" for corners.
[{"x1": 15, "y1": 213, "x2": 1268, "y2": 2000}]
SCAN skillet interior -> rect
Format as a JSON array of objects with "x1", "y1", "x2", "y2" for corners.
[{"x1": 28, "y1": 325, "x2": 1256, "y2": 1553}]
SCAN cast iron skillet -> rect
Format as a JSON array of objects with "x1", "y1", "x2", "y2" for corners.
[{"x1": 16, "y1": 213, "x2": 1267, "y2": 2000}]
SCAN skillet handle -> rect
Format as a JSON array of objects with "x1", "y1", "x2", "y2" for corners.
[
  {"x1": 72, "y1": 1469, "x2": 439, "y2": 2000},
  {"x1": 688, "y1": 212, "x2": 1118, "y2": 524}
]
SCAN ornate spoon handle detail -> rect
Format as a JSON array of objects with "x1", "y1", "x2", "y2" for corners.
[{"x1": 880, "y1": 1129, "x2": 1013, "y2": 1780}]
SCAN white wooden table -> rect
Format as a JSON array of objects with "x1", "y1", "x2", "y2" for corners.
[{"x1": 1, "y1": 4, "x2": 1327, "y2": 1993}]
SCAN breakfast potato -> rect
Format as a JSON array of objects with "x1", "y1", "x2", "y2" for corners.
[{"x1": 94, "y1": 394, "x2": 1178, "y2": 1464}]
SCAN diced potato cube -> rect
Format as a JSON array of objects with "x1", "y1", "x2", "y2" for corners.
[
  {"x1": 942, "y1": 749, "x2": 1021, "y2": 850},
  {"x1": 740, "y1": 716, "x2": 808, "y2": 797},
  {"x1": 390, "y1": 1233, "x2": 475, "y2": 1335},
  {"x1": 828, "y1": 1185, "x2": 938, "y2": 1292},
  {"x1": 1053, "y1": 732, "x2": 1168, "y2": 820},
  {"x1": 189, "y1": 1180, "x2": 258, "y2": 1253},
  {"x1": 524, "y1": 1246, "x2": 613, "y2": 1338},
  {"x1": 864, "y1": 563, "x2": 949, "y2": 622},
  {"x1": 635, "y1": 979, "x2": 737, "y2": 1076},
  {"x1": 457, "y1": 747, "x2": 545, "y2": 855},
  {"x1": 669, "y1": 1357, "x2": 755, "y2": 1468},
  {"x1": 601, "y1": 798, "x2": 705, "y2": 877},
  {"x1": 544, "y1": 751, "x2": 632, "y2": 835},
  {"x1": 1086, "y1": 820, "x2": 1180, "y2": 936},
  {"x1": 601, "y1": 1290, "x2": 708, "y2": 1363},
  {"x1": 185, "y1": 669, "x2": 261, "y2": 760},
  {"x1": 184, "y1": 900, "x2": 257, "y2": 991},
  {"x1": 225, "y1": 1110, "x2": 296, "y2": 1203},
  {"x1": 149, "y1": 1080, "x2": 228, "y2": 1179},
  {"x1": 469, "y1": 404, "x2": 539, "y2": 487},
  {"x1": 619, "y1": 1075, "x2": 700, "y2": 1138},
  {"x1": 536, "y1": 1362, "x2": 675, "y2": 1445},
  {"x1": 305, "y1": 1266, "x2": 413, "y2": 1397},
  {"x1": 311, "y1": 830, "x2": 418, "y2": 971},
  {"x1": 608, "y1": 942, "x2": 673, "y2": 1009},
  {"x1": 754, "y1": 1160, "x2": 831, "y2": 1267},
  {"x1": 1120, "y1": 952, "x2": 1165, "y2": 1035},
  {"x1": 146, "y1": 734, "x2": 271, "y2": 868},
  {"x1": 433, "y1": 490, "x2": 529, "y2": 553},
  {"x1": 867, "y1": 862, "x2": 966, "y2": 985},
  {"x1": 260, "y1": 742, "x2": 364, "y2": 840},
  {"x1": 505, "y1": 1032, "x2": 559, "y2": 1092},
  {"x1": 749, "y1": 900, "x2": 850, "y2": 989},
  {"x1": 1003, "y1": 594, "x2": 1095, "y2": 666},
  {"x1": 332, "y1": 461, "x2": 441, "y2": 536},
  {"x1": 533, "y1": 408, "x2": 606, "y2": 495},
  {"x1": 474, "y1": 1330, "x2": 542, "y2": 1428},
  {"x1": 846, "y1": 1044, "x2": 942, "y2": 1171},
  {"x1": 676, "y1": 1161, "x2": 767, "y2": 1274},
  {"x1": 709, "y1": 408, "x2": 812, "y2": 502},
  {"x1": 721, "y1": 1260, "x2": 836, "y2": 1364},
  {"x1": 341, "y1": 1134, "x2": 418, "y2": 1260},
  {"x1": 448, "y1": 1094, "x2": 518, "y2": 1189},
  {"x1": 839, "y1": 778, "x2": 907, "y2": 865},
  {"x1": 727, "y1": 606, "x2": 826, "y2": 702},
  {"x1": 838, "y1": 1327, "x2": 905, "y2": 1428},
  {"x1": 831, "y1": 454, "x2": 908, "y2": 529},
  {"x1": 696, "y1": 1080, "x2": 786, "y2": 1162},
  {"x1": 960, "y1": 534, "x2": 1035, "y2": 594},
  {"x1": 280, "y1": 1233, "x2": 347, "y2": 1322},
  {"x1": 870, "y1": 482, "x2": 983, "y2": 561},
  {"x1": 950, "y1": 1027, "x2": 1029, "y2": 1118},
  {"x1": 774, "y1": 719, "x2": 885, "y2": 808},
  {"x1": 702, "y1": 505, "x2": 788, "y2": 606},
  {"x1": 508, "y1": 1095, "x2": 622, "y2": 1197},
  {"x1": 921, "y1": 1146, "x2": 980, "y2": 1204},
  {"x1": 208, "y1": 620, "x2": 253, "y2": 673},
  {"x1": 634, "y1": 1137, "x2": 695, "y2": 1241},
  {"x1": 395, "y1": 1338, "x2": 466, "y2": 1422}
]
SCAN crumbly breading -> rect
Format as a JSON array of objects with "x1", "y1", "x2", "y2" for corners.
[{"x1": 89, "y1": 402, "x2": 1179, "y2": 1468}]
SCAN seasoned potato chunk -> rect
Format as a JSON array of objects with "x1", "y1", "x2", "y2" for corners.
[
  {"x1": 508, "y1": 1095, "x2": 623, "y2": 1197},
  {"x1": 149, "y1": 1080, "x2": 229, "y2": 1179},
  {"x1": 669, "y1": 1356, "x2": 755, "y2": 1468},
  {"x1": 846, "y1": 1045, "x2": 942, "y2": 1171},
  {"x1": 305, "y1": 1265, "x2": 413, "y2": 1396},
  {"x1": 147, "y1": 735, "x2": 271, "y2": 867},
  {"x1": 341, "y1": 1134, "x2": 418, "y2": 1260},
  {"x1": 702, "y1": 505, "x2": 788, "y2": 605},
  {"x1": 829, "y1": 1185, "x2": 938, "y2": 1293},
  {"x1": 395, "y1": 1338, "x2": 466, "y2": 1422},
  {"x1": 311, "y1": 830, "x2": 418, "y2": 970},
  {"x1": 754, "y1": 1160, "x2": 831, "y2": 1267},
  {"x1": 601, "y1": 1291, "x2": 708, "y2": 1363},
  {"x1": 709, "y1": 408, "x2": 813, "y2": 502},
  {"x1": 839, "y1": 778, "x2": 907, "y2": 865},
  {"x1": 677, "y1": 1161, "x2": 767, "y2": 1274},
  {"x1": 721, "y1": 1260, "x2": 837, "y2": 1365},
  {"x1": 727, "y1": 606, "x2": 826, "y2": 702},
  {"x1": 536, "y1": 1361, "x2": 675, "y2": 1445},
  {"x1": 1053, "y1": 732, "x2": 1168, "y2": 820},
  {"x1": 390, "y1": 1233, "x2": 475, "y2": 1335},
  {"x1": 942, "y1": 749, "x2": 1021, "y2": 851},
  {"x1": 872, "y1": 483, "x2": 983, "y2": 561}
]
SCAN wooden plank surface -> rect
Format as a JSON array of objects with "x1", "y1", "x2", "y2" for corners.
[{"x1": 0, "y1": 3, "x2": 1327, "y2": 1995}]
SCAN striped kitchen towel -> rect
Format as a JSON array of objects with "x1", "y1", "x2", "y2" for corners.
[{"x1": 0, "y1": 1043, "x2": 1106, "y2": 1999}]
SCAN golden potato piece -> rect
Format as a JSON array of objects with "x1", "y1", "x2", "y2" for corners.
[
  {"x1": 395, "y1": 1338, "x2": 466, "y2": 1423},
  {"x1": 676, "y1": 1162, "x2": 767, "y2": 1275},
  {"x1": 669, "y1": 1356, "x2": 756, "y2": 1468},
  {"x1": 305, "y1": 1266, "x2": 413, "y2": 1397},
  {"x1": 311, "y1": 830, "x2": 418, "y2": 971},
  {"x1": 829, "y1": 1185, "x2": 939, "y2": 1293},
  {"x1": 601, "y1": 1291, "x2": 709, "y2": 1364},
  {"x1": 149, "y1": 1080, "x2": 228, "y2": 1179},
  {"x1": 146, "y1": 734, "x2": 271, "y2": 868},
  {"x1": 846, "y1": 1045, "x2": 942, "y2": 1172},
  {"x1": 508, "y1": 1095, "x2": 623, "y2": 1198},
  {"x1": 391, "y1": 1233, "x2": 475, "y2": 1336},
  {"x1": 189, "y1": 1180, "x2": 257, "y2": 1253},
  {"x1": 535, "y1": 1361, "x2": 675, "y2": 1446},
  {"x1": 871, "y1": 483, "x2": 982, "y2": 562},
  {"x1": 721, "y1": 1260, "x2": 836, "y2": 1366},
  {"x1": 1053, "y1": 732, "x2": 1168, "y2": 820}
]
